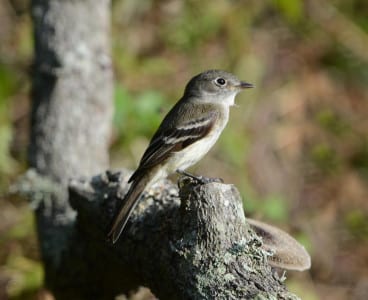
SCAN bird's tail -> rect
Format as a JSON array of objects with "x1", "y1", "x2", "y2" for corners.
[{"x1": 107, "y1": 176, "x2": 148, "y2": 243}]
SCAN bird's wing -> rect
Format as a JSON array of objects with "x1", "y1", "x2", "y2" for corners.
[{"x1": 129, "y1": 111, "x2": 218, "y2": 182}]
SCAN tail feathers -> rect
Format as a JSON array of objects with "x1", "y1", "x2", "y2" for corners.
[{"x1": 107, "y1": 177, "x2": 147, "y2": 243}]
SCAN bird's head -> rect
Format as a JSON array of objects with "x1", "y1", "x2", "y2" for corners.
[{"x1": 184, "y1": 70, "x2": 253, "y2": 105}]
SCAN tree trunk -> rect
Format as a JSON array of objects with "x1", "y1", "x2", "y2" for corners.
[{"x1": 29, "y1": 0, "x2": 113, "y2": 295}]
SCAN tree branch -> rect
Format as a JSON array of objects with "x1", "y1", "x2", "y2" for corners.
[
  {"x1": 67, "y1": 170, "x2": 298, "y2": 300},
  {"x1": 15, "y1": 168, "x2": 303, "y2": 299}
]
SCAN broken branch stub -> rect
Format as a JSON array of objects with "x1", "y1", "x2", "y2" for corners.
[{"x1": 69, "y1": 172, "x2": 300, "y2": 300}]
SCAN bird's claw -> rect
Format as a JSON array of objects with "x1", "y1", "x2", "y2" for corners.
[{"x1": 176, "y1": 170, "x2": 224, "y2": 185}]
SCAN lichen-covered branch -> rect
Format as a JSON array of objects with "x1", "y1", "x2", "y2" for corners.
[
  {"x1": 66, "y1": 171, "x2": 298, "y2": 300},
  {"x1": 16, "y1": 168, "x2": 302, "y2": 299}
]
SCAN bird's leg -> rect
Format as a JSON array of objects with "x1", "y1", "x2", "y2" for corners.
[{"x1": 176, "y1": 169, "x2": 224, "y2": 184}]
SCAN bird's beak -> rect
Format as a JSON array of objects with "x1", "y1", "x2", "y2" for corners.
[{"x1": 238, "y1": 81, "x2": 254, "y2": 89}]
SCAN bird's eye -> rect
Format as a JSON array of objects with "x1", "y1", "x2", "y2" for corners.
[{"x1": 215, "y1": 77, "x2": 226, "y2": 86}]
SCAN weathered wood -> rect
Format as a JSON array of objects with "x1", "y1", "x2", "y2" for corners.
[
  {"x1": 16, "y1": 170, "x2": 301, "y2": 299},
  {"x1": 66, "y1": 171, "x2": 298, "y2": 300}
]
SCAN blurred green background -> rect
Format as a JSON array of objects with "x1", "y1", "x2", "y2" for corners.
[{"x1": 1, "y1": 0, "x2": 368, "y2": 299}]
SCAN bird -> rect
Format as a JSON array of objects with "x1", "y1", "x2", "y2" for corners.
[{"x1": 107, "y1": 70, "x2": 253, "y2": 243}]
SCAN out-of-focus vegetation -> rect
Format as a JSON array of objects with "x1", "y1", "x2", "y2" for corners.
[{"x1": 1, "y1": 0, "x2": 367, "y2": 299}]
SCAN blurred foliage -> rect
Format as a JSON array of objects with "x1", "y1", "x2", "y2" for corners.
[
  {"x1": 4, "y1": 254, "x2": 43, "y2": 298},
  {"x1": 351, "y1": 139, "x2": 368, "y2": 179},
  {"x1": 1, "y1": 0, "x2": 368, "y2": 299},
  {"x1": 310, "y1": 143, "x2": 340, "y2": 174},
  {"x1": 321, "y1": 45, "x2": 368, "y2": 85},
  {"x1": 112, "y1": 85, "x2": 166, "y2": 166},
  {"x1": 344, "y1": 209, "x2": 368, "y2": 241},
  {"x1": 162, "y1": 2, "x2": 221, "y2": 50},
  {"x1": 272, "y1": 0, "x2": 303, "y2": 23},
  {"x1": 315, "y1": 109, "x2": 350, "y2": 136},
  {"x1": 113, "y1": 84, "x2": 165, "y2": 142},
  {"x1": 0, "y1": 65, "x2": 19, "y2": 188},
  {"x1": 260, "y1": 194, "x2": 289, "y2": 222}
]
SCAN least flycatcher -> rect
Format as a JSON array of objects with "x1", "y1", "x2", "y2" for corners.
[{"x1": 108, "y1": 70, "x2": 253, "y2": 243}]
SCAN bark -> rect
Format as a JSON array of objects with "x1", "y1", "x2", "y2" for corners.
[
  {"x1": 30, "y1": 0, "x2": 112, "y2": 182},
  {"x1": 17, "y1": 170, "x2": 299, "y2": 300},
  {"x1": 29, "y1": 0, "x2": 113, "y2": 293}
]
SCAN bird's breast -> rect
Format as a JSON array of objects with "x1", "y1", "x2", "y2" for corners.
[{"x1": 165, "y1": 106, "x2": 229, "y2": 173}]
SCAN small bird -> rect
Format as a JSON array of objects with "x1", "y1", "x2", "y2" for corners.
[{"x1": 107, "y1": 70, "x2": 253, "y2": 243}]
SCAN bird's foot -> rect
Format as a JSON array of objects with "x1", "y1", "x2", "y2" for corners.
[{"x1": 176, "y1": 170, "x2": 224, "y2": 185}]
